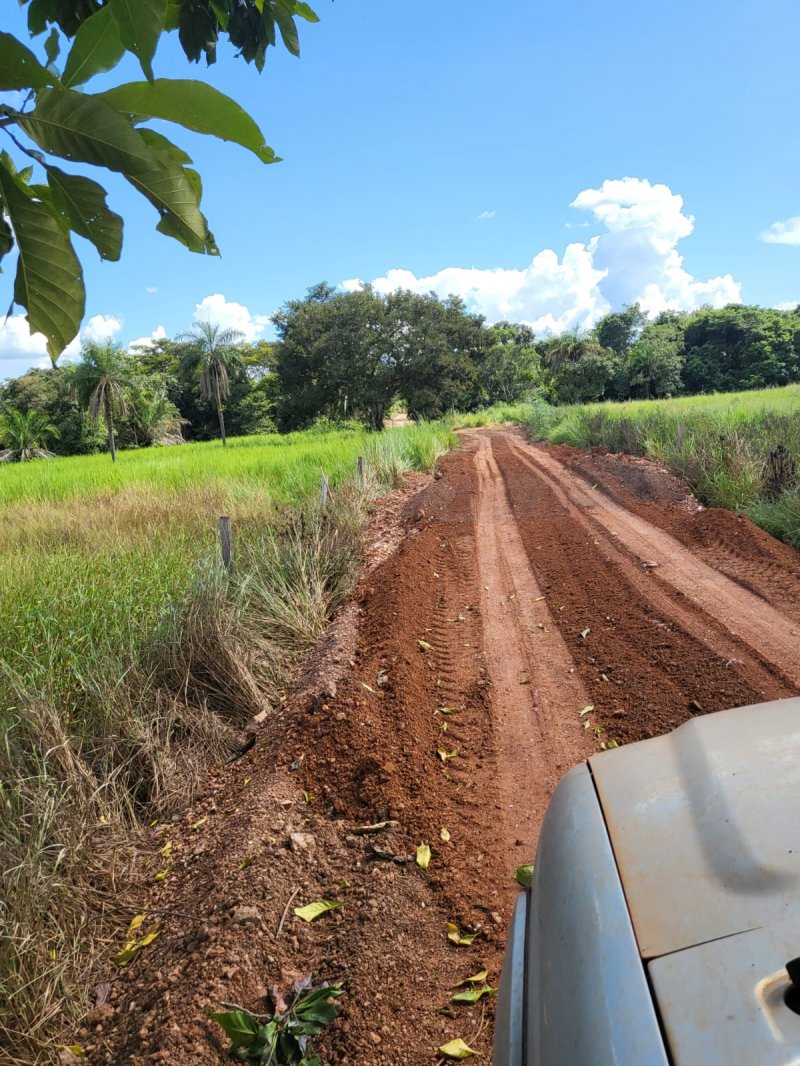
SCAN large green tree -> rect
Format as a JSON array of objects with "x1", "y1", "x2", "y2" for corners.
[
  {"x1": 0, "y1": 1, "x2": 317, "y2": 363},
  {"x1": 682, "y1": 305, "x2": 800, "y2": 393},
  {"x1": 480, "y1": 321, "x2": 540, "y2": 403}
]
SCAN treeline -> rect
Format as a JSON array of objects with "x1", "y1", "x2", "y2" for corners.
[{"x1": 2, "y1": 285, "x2": 799, "y2": 458}]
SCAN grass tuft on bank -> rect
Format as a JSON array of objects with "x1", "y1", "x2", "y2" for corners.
[{"x1": 0, "y1": 420, "x2": 455, "y2": 1063}]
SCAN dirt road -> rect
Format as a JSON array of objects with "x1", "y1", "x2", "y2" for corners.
[{"x1": 90, "y1": 429, "x2": 800, "y2": 1065}]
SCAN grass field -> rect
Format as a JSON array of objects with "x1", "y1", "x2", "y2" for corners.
[
  {"x1": 0, "y1": 421, "x2": 455, "y2": 1062},
  {"x1": 451, "y1": 387, "x2": 800, "y2": 548}
]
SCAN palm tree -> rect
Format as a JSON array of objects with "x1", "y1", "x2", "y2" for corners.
[
  {"x1": 128, "y1": 385, "x2": 187, "y2": 446},
  {"x1": 179, "y1": 321, "x2": 245, "y2": 446},
  {"x1": 0, "y1": 407, "x2": 60, "y2": 461},
  {"x1": 71, "y1": 340, "x2": 131, "y2": 462},
  {"x1": 541, "y1": 330, "x2": 608, "y2": 372}
]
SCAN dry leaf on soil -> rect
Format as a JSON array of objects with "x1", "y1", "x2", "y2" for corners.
[
  {"x1": 438, "y1": 1038, "x2": 478, "y2": 1059},
  {"x1": 293, "y1": 900, "x2": 341, "y2": 923}
]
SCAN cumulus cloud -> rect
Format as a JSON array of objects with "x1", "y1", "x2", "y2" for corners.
[
  {"x1": 476, "y1": 210, "x2": 496, "y2": 220},
  {"x1": 760, "y1": 217, "x2": 800, "y2": 246},
  {"x1": 146, "y1": 285, "x2": 158, "y2": 294},
  {"x1": 345, "y1": 177, "x2": 741, "y2": 334},
  {"x1": 192, "y1": 293, "x2": 271, "y2": 341},
  {"x1": 128, "y1": 324, "x2": 167, "y2": 351},
  {"x1": 0, "y1": 312, "x2": 122, "y2": 369}
]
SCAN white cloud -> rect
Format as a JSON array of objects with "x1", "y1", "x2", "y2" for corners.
[
  {"x1": 192, "y1": 293, "x2": 270, "y2": 342},
  {"x1": 476, "y1": 210, "x2": 496, "y2": 220},
  {"x1": 773, "y1": 300, "x2": 799, "y2": 311},
  {"x1": 146, "y1": 286, "x2": 158, "y2": 294},
  {"x1": 128, "y1": 324, "x2": 167, "y2": 351},
  {"x1": 0, "y1": 312, "x2": 122, "y2": 371},
  {"x1": 760, "y1": 217, "x2": 800, "y2": 246},
  {"x1": 81, "y1": 313, "x2": 123, "y2": 344},
  {"x1": 345, "y1": 177, "x2": 741, "y2": 334}
]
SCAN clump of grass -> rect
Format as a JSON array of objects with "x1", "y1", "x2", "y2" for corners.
[{"x1": 0, "y1": 421, "x2": 455, "y2": 1062}]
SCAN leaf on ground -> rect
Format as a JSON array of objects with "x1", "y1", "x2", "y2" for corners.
[
  {"x1": 452, "y1": 970, "x2": 489, "y2": 987},
  {"x1": 447, "y1": 922, "x2": 478, "y2": 946},
  {"x1": 579, "y1": 705, "x2": 594, "y2": 717},
  {"x1": 190, "y1": 815, "x2": 208, "y2": 829},
  {"x1": 438, "y1": 706, "x2": 460, "y2": 715},
  {"x1": 440, "y1": 827, "x2": 451, "y2": 842},
  {"x1": 159, "y1": 841, "x2": 172, "y2": 857},
  {"x1": 416, "y1": 843, "x2": 431, "y2": 869},
  {"x1": 127, "y1": 913, "x2": 146, "y2": 936},
  {"x1": 238, "y1": 855, "x2": 255, "y2": 870},
  {"x1": 515, "y1": 864, "x2": 534, "y2": 888},
  {"x1": 417, "y1": 639, "x2": 434, "y2": 651},
  {"x1": 293, "y1": 899, "x2": 341, "y2": 923},
  {"x1": 152, "y1": 865, "x2": 171, "y2": 882},
  {"x1": 607, "y1": 738, "x2": 619, "y2": 749},
  {"x1": 451, "y1": 983, "x2": 496, "y2": 1004},
  {"x1": 209, "y1": 1008, "x2": 262, "y2": 1047},
  {"x1": 303, "y1": 790, "x2": 314, "y2": 804},
  {"x1": 580, "y1": 628, "x2": 591, "y2": 639},
  {"x1": 58, "y1": 1045, "x2": 86, "y2": 1058},
  {"x1": 438, "y1": 1038, "x2": 478, "y2": 1059},
  {"x1": 114, "y1": 927, "x2": 159, "y2": 967},
  {"x1": 360, "y1": 680, "x2": 375, "y2": 693},
  {"x1": 438, "y1": 748, "x2": 459, "y2": 762},
  {"x1": 243, "y1": 776, "x2": 252, "y2": 785}
]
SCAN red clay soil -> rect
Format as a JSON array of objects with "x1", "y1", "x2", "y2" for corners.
[{"x1": 81, "y1": 429, "x2": 800, "y2": 1066}]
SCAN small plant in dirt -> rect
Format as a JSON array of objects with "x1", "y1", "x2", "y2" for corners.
[{"x1": 211, "y1": 976, "x2": 345, "y2": 1064}]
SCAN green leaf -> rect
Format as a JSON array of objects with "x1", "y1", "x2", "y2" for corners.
[
  {"x1": 209, "y1": 1009, "x2": 262, "y2": 1050},
  {"x1": 447, "y1": 922, "x2": 479, "y2": 946},
  {"x1": 138, "y1": 128, "x2": 193, "y2": 165},
  {"x1": 272, "y1": 1, "x2": 300, "y2": 56},
  {"x1": 0, "y1": 31, "x2": 56, "y2": 90},
  {"x1": 514, "y1": 863, "x2": 534, "y2": 888},
  {"x1": 62, "y1": 5, "x2": 125, "y2": 88},
  {"x1": 109, "y1": 0, "x2": 167, "y2": 81},
  {"x1": 293, "y1": 899, "x2": 341, "y2": 923},
  {"x1": 438, "y1": 1038, "x2": 478, "y2": 1059},
  {"x1": 19, "y1": 87, "x2": 153, "y2": 175},
  {"x1": 45, "y1": 166, "x2": 123, "y2": 261},
  {"x1": 113, "y1": 927, "x2": 159, "y2": 966},
  {"x1": 451, "y1": 983, "x2": 496, "y2": 1005},
  {"x1": 293, "y1": 2, "x2": 321, "y2": 23},
  {"x1": 0, "y1": 155, "x2": 85, "y2": 363},
  {"x1": 125, "y1": 142, "x2": 218, "y2": 255},
  {"x1": 416, "y1": 843, "x2": 431, "y2": 869},
  {"x1": 452, "y1": 970, "x2": 489, "y2": 988},
  {"x1": 100, "y1": 79, "x2": 279, "y2": 164},
  {"x1": 44, "y1": 28, "x2": 61, "y2": 65}
]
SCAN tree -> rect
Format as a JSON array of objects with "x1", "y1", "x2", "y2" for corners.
[
  {"x1": 625, "y1": 316, "x2": 686, "y2": 398},
  {"x1": 480, "y1": 321, "x2": 540, "y2": 403},
  {"x1": 179, "y1": 321, "x2": 245, "y2": 445},
  {"x1": 594, "y1": 303, "x2": 647, "y2": 357},
  {"x1": 682, "y1": 305, "x2": 800, "y2": 393},
  {"x1": 389, "y1": 291, "x2": 491, "y2": 419},
  {"x1": 540, "y1": 330, "x2": 609, "y2": 372},
  {"x1": 0, "y1": 1, "x2": 318, "y2": 363},
  {"x1": 71, "y1": 340, "x2": 132, "y2": 461},
  {"x1": 274, "y1": 285, "x2": 397, "y2": 431},
  {"x1": 127, "y1": 384, "x2": 186, "y2": 446},
  {"x1": 0, "y1": 407, "x2": 59, "y2": 461}
]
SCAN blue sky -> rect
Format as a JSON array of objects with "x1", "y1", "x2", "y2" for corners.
[{"x1": 1, "y1": 0, "x2": 799, "y2": 377}]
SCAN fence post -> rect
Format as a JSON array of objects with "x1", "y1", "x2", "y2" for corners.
[
  {"x1": 357, "y1": 455, "x2": 365, "y2": 491},
  {"x1": 218, "y1": 515, "x2": 233, "y2": 571},
  {"x1": 321, "y1": 471, "x2": 330, "y2": 507}
]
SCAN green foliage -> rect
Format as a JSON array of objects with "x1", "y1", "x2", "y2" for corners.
[
  {"x1": 70, "y1": 339, "x2": 134, "y2": 460},
  {"x1": 1, "y1": 1, "x2": 317, "y2": 360},
  {"x1": 211, "y1": 978, "x2": 345, "y2": 1064},
  {"x1": 178, "y1": 321, "x2": 246, "y2": 445},
  {"x1": 0, "y1": 406, "x2": 60, "y2": 461}
]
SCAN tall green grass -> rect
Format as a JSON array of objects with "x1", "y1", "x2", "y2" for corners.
[
  {"x1": 515, "y1": 385, "x2": 800, "y2": 545},
  {"x1": 0, "y1": 421, "x2": 455, "y2": 1063}
]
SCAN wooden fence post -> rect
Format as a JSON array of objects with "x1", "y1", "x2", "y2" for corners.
[
  {"x1": 321, "y1": 471, "x2": 330, "y2": 507},
  {"x1": 357, "y1": 455, "x2": 365, "y2": 491},
  {"x1": 218, "y1": 515, "x2": 233, "y2": 571}
]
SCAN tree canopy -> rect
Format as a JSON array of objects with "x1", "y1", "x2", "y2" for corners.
[{"x1": 0, "y1": 1, "x2": 318, "y2": 362}]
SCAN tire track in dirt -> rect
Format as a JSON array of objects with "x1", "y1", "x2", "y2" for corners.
[
  {"x1": 471, "y1": 433, "x2": 594, "y2": 849},
  {"x1": 504, "y1": 432, "x2": 800, "y2": 689}
]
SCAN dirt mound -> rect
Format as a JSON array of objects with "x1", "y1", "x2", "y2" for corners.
[{"x1": 82, "y1": 431, "x2": 800, "y2": 1065}]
